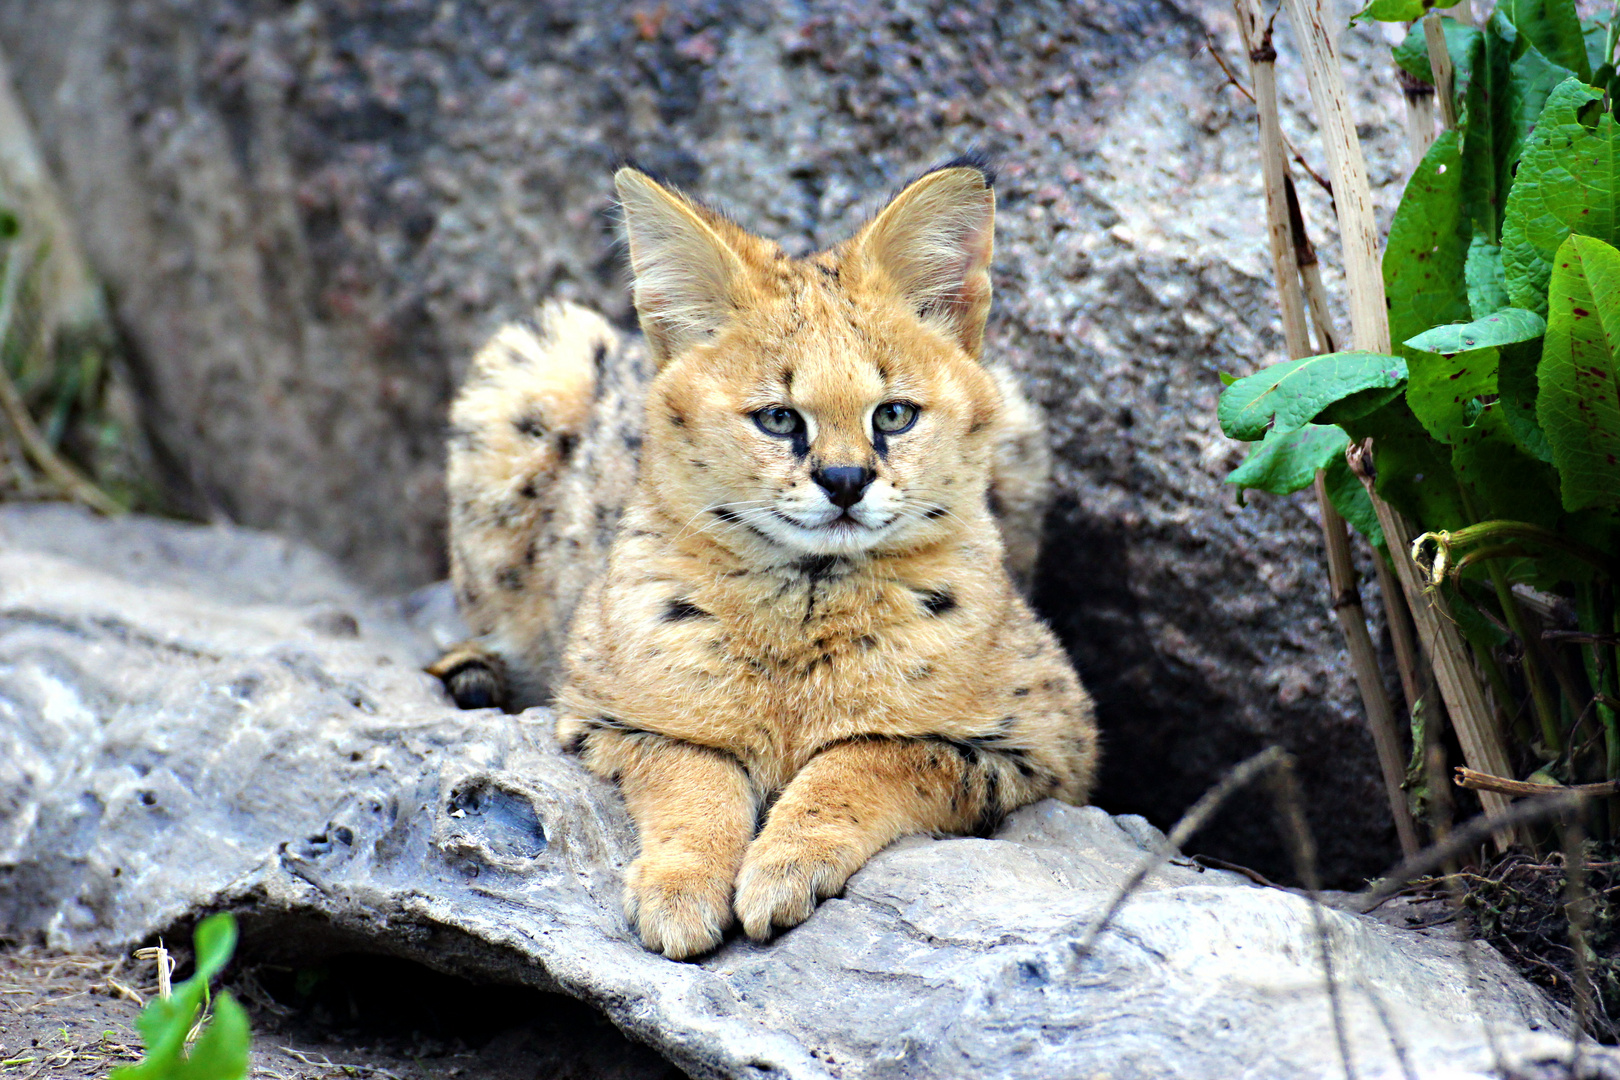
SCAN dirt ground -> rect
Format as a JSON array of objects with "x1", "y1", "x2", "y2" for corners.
[{"x1": 0, "y1": 945, "x2": 684, "y2": 1080}]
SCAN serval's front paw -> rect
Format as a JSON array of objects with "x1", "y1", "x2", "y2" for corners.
[
  {"x1": 734, "y1": 835, "x2": 857, "y2": 942},
  {"x1": 427, "y1": 643, "x2": 508, "y2": 711},
  {"x1": 623, "y1": 852, "x2": 734, "y2": 960}
]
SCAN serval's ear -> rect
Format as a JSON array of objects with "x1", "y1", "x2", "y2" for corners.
[
  {"x1": 845, "y1": 162, "x2": 995, "y2": 359},
  {"x1": 615, "y1": 167, "x2": 748, "y2": 366}
]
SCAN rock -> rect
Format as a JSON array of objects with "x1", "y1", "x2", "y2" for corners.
[
  {"x1": 1, "y1": 505, "x2": 1613, "y2": 1080},
  {"x1": 0, "y1": 0, "x2": 1417, "y2": 880}
]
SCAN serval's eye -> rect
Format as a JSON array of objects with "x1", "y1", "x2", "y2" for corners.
[
  {"x1": 873, "y1": 400, "x2": 919, "y2": 435},
  {"x1": 753, "y1": 406, "x2": 804, "y2": 437}
]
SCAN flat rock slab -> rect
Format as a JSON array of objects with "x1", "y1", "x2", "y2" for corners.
[{"x1": 1, "y1": 504, "x2": 1612, "y2": 1079}]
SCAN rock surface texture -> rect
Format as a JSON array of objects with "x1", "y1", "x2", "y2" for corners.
[
  {"x1": 0, "y1": 0, "x2": 1416, "y2": 881},
  {"x1": 1, "y1": 506, "x2": 1613, "y2": 1080}
]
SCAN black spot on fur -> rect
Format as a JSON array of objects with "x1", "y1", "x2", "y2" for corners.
[
  {"x1": 592, "y1": 341, "x2": 608, "y2": 375},
  {"x1": 519, "y1": 480, "x2": 538, "y2": 499},
  {"x1": 690, "y1": 459, "x2": 708, "y2": 469},
  {"x1": 817, "y1": 263, "x2": 838, "y2": 281},
  {"x1": 924, "y1": 505, "x2": 949, "y2": 520},
  {"x1": 669, "y1": 411, "x2": 686, "y2": 427},
  {"x1": 560, "y1": 727, "x2": 590, "y2": 754},
  {"x1": 794, "y1": 555, "x2": 844, "y2": 581},
  {"x1": 713, "y1": 507, "x2": 743, "y2": 523},
  {"x1": 623, "y1": 433, "x2": 644, "y2": 453},
  {"x1": 514, "y1": 415, "x2": 546, "y2": 438},
  {"x1": 856, "y1": 635, "x2": 877, "y2": 650},
  {"x1": 1013, "y1": 686, "x2": 1030, "y2": 697},
  {"x1": 663, "y1": 598, "x2": 710, "y2": 621},
  {"x1": 968, "y1": 420, "x2": 987, "y2": 434},
  {"x1": 782, "y1": 368, "x2": 795, "y2": 390},
  {"x1": 557, "y1": 433, "x2": 578, "y2": 460},
  {"x1": 918, "y1": 588, "x2": 957, "y2": 616},
  {"x1": 496, "y1": 566, "x2": 525, "y2": 591}
]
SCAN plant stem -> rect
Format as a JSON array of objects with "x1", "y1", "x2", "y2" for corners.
[
  {"x1": 1281, "y1": 0, "x2": 1390, "y2": 354},
  {"x1": 1422, "y1": 12, "x2": 1459, "y2": 130},
  {"x1": 1484, "y1": 559, "x2": 1563, "y2": 755},
  {"x1": 1412, "y1": 521, "x2": 1614, "y2": 582},
  {"x1": 1233, "y1": 0, "x2": 1311, "y2": 359},
  {"x1": 1236, "y1": 0, "x2": 1418, "y2": 855},
  {"x1": 1295, "y1": 0, "x2": 1514, "y2": 840},
  {"x1": 1315, "y1": 474, "x2": 1423, "y2": 856},
  {"x1": 1349, "y1": 445, "x2": 1520, "y2": 847}
]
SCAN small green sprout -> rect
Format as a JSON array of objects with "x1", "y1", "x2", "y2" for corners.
[{"x1": 111, "y1": 914, "x2": 250, "y2": 1080}]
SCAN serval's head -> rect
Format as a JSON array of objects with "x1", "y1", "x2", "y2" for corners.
[{"x1": 617, "y1": 160, "x2": 1005, "y2": 562}]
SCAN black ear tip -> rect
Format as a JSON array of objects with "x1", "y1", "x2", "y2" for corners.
[{"x1": 931, "y1": 151, "x2": 996, "y2": 189}]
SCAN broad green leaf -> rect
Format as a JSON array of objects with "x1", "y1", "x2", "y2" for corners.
[
  {"x1": 1462, "y1": 17, "x2": 1578, "y2": 246},
  {"x1": 1497, "y1": 0, "x2": 1591, "y2": 80},
  {"x1": 1465, "y1": 234, "x2": 1510, "y2": 317},
  {"x1": 192, "y1": 914, "x2": 238, "y2": 983},
  {"x1": 1342, "y1": 398, "x2": 1469, "y2": 531},
  {"x1": 1394, "y1": 18, "x2": 1481, "y2": 95},
  {"x1": 112, "y1": 914, "x2": 247, "y2": 1080},
  {"x1": 1226, "y1": 424, "x2": 1349, "y2": 499},
  {"x1": 1539, "y1": 232, "x2": 1620, "y2": 510},
  {"x1": 1355, "y1": 0, "x2": 1427, "y2": 22},
  {"x1": 1497, "y1": 336, "x2": 1555, "y2": 461},
  {"x1": 1323, "y1": 454, "x2": 1386, "y2": 548},
  {"x1": 1451, "y1": 403, "x2": 1563, "y2": 528},
  {"x1": 1584, "y1": 18, "x2": 1613, "y2": 76},
  {"x1": 1404, "y1": 307, "x2": 1546, "y2": 353},
  {"x1": 1217, "y1": 352, "x2": 1409, "y2": 442},
  {"x1": 1501, "y1": 79, "x2": 1620, "y2": 315},
  {"x1": 1406, "y1": 346, "x2": 1499, "y2": 443},
  {"x1": 1387, "y1": 129, "x2": 1473, "y2": 351},
  {"x1": 172, "y1": 994, "x2": 248, "y2": 1080}
]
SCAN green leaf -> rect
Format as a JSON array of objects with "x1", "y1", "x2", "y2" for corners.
[
  {"x1": 1501, "y1": 79, "x2": 1620, "y2": 315},
  {"x1": 1404, "y1": 307, "x2": 1547, "y2": 353},
  {"x1": 191, "y1": 915, "x2": 238, "y2": 983},
  {"x1": 1355, "y1": 0, "x2": 1427, "y2": 22},
  {"x1": 111, "y1": 915, "x2": 248, "y2": 1080},
  {"x1": 1217, "y1": 371, "x2": 1238, "y2": 387},
  {"x1": 1406, "y1": 346, "x2": 1499, "y2": 443},
  {"x1": 1217, "y1": 352, "x2": 1409, "y2": 442},
  {"x1": 1394, "y1": 18, "x2": 1481, "y2": 93},
  {"x1": 1462, "y1": 16, "x2": 1578, "y2": 246},
  {"x1": 1539, "y1": 232, "x2": 1620, "y2": 510},
  {"x1": 1226, "y1": 424, "x2": 1349, "y2": 499},
  {"x1": 1465, "y1": 234, "x2": 1510, "y2": 317},
  {"x1": 1451, "y1": 403, "x2": 1564, "y2": 527},
  {"x1": 1323, "y1": 454, "x2": 1386, "y2": 548},
  {"x1": 171, "y1": 994, "x2": 248, "y2": 1080},
  {"x1": 1342, "y1": 398, "x2": 1469, "y2": 531},
  {"x1": 1584, "y1": 18, "x2": 1613, "y2": 76},
  {"x1": 1497, "y1": 0, "x2": 1591, "y2": 81},
  {"x1": 1386, "y1": 129, "x2": 1473, "y2": 358},
  {"x1": 1498, "y1": 336, "x2": 1555, "y2": 461}
]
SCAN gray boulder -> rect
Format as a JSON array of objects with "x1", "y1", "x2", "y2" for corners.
[
  {"x1": 0, "y1": 505, "x2": 1609, "y2": 1080},
  {"x1": 0, "y1": 0, "x2": 1419, "y2": 881}
]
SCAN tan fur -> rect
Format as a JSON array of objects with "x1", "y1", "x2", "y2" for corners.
[{"x1": 438, "y1": 165, "x2": 1097, "y2": 959}]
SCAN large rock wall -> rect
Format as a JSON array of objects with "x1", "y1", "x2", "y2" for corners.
[{"x1": 0, "y1": 0, "x2": 1415, "y2": 881}]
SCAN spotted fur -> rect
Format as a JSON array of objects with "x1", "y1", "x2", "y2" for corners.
[{"x1": 437, "y1": 164, "x2": 1096, "y2": 959}]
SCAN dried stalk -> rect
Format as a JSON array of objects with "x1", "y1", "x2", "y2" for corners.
[
  {"x1": 1280, "y1": 0, "x2": 1389, "y2": 355},
  {"x1": 1283, "y1": 0, "x2": 1518, "y2": 846},
  {"x1": 1233, "y1": 0, "x2": 1311, "y2": 358},
  {"x1": 1350, "y1": 445, "x2": 1520, "y2": 848},
  {"x1": 1376, "y1": 555, "x2": 1425, "y2": 715},
  {"x1": 1238, "y1": 0, "x2": 1417, "y2": 856},
  {"x1": 1317, "y1": 474, "x2": 1421, "y2": 856},
  {"x1": 1284, "y1": 177, "x2": 1339, "y2": 354},
  {"x1": 0, "y1": 351, "x2": 121, "y2": 515},
  {"x1": 1397, "y1": 68, "x2": 1438, "y2": 168},
  {"x1": 1456, "y1": 767, "x2": 1620, "y2": 799},
  {"x1": 1422, "y1": 12, "x2": 1459, "y2": 130}
]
